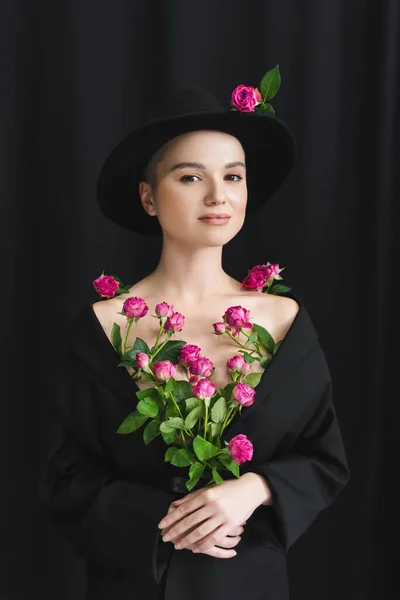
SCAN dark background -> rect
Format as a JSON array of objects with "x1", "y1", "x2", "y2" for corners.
[{"x1": 2, "y1": 0, "x2": 399, "y2": 598}]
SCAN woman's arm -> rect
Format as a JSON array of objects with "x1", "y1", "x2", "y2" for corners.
[
  {"x1": 38, "y1": 348, "x2": 178, "y2": 581},
  {"x1": 245, "y1": 379, "x2": 350, "y2": 551}
]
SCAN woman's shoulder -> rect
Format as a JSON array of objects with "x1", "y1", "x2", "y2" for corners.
[{"x1": 255, "y1": 291, "x2": 300, "y2": 342}]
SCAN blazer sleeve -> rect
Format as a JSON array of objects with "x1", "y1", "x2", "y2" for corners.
[
  {"x1": 249, "y1": 378, "x2": 350, "y2": 552},
  {"x1": 38, "y1": 346, "x2": 177, "y2": 580}
]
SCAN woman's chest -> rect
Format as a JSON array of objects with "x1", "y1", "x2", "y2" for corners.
[{"x1": 115, "y1": 299, "x2": 290, "y2": 392}]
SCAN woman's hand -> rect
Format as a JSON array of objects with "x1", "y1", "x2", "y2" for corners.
[
  {"x1": 161, "y1": 496, "x2": 246, "y2": 558},
  {"x1": 158, "y1": 478, "x2": 257, "y2": 555}
]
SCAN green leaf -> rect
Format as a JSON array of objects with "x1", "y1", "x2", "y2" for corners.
[
  {"x1": 242, "y1": 371, "x2": 263, "y2": 388},
  {"x1": 193, "y1": 435, "x2": 219, "y2": 461},
  {"x1": 165, "y1": 447, "x2": 179, "y2": 462},
  {"x1": 118, "y1": 359, "x2": 137, "y2": 368},
  {"x1": 218, "y1": 452, "x2": 240, "y2": 477},
  {"x1": 260, "y1": 65, "x2": 281, "y2": 101},
  {"x1": 143, "y1": 419, "x2": 161, "y2": 445},
  {"x1": 263, "y1": 102, "x2": 275, "y2": 116},
  {"x1": 212, "y1": 467, "x2": 223, "y2": 484},
  {"x1": 171, "y1": 379, "x2": 195, "y2": 403},
  {"x1": 242, "y1": 352, "x2": 257, "y2": 364},
  {"x1": 272, "y1": 341, "x2": 282, "y2": 356},
  {"x1": 135, "y1": 387, "x2": 159, "y2": 401},
  {"x1": 161, "y1": 429, "x2": 177, "y2": 444},
  {"x1": 184, "y1": 406, "x2": 202, "y2": 429},
  {"x1": 150, "y1": 340, "x2": 187, "y2": 366},
  {"x1": 210, "y1": 396, "x2": 227, "y2": 423},
  {"x1": 111, "y1": 323, "x2": 122, "y2": 356},
  {"x1": 171, "y1": 448, "x2": 195, "y2": 467},
  {"x1": 166, "y1": 403, "x2": 181, "y2": 419},
  {"x1": 185, "y1": 396, "x2": 201, "y2": 411},
  {"x1": 260, "y1": 355, "x2": 272, "y2": 368},
  {"x1": 219, "y1": 382, "x2": 236, "y2": 401},
  {"x1": 116, "y1": 410, "x2": 148, "y2": 434},
  {"x1": 210, "y1": 422, "x2": 221, "y2": 439},
  {"x1": 123, "y1": 337, "x2": 151, "y2": 361},
  {"x1": 268, "y1": 284, "x2": 292, "y2": 295},
  {"x1": 244, "y1": 332, "x2": 258, "y2": 347},
  {"x1": 159, "y1": 417, "x2": 185, "y2": 433},
  {"x1": 252, "y1": 323, "x2": 276, "y2": 353},
  {"x1": 187, "y1": 462, "x2": 206, "y2": 489},
  {"x1": 137, "y1": 397, "x2": 159, "y2": 418}
]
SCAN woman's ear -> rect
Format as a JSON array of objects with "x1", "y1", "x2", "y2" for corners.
[{"x1": 139, "y1": 181, "x2": 157, "y2": 216}]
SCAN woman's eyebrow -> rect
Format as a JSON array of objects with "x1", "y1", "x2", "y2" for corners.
[{"x1": 168, "y1": 161, "x2": 246, "y2": 172}]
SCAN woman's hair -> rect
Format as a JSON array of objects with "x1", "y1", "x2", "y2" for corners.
[{"x1": 142, "y1": 140, "x2": 172, "y2": 192}]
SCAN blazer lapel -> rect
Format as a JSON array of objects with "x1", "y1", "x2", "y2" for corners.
[
  {"x1": 238, "y1": 290, "x2": 319, "y2": 423},
  {"x1": 67, "y1": 302, "x2": 139, "y2": 409}
]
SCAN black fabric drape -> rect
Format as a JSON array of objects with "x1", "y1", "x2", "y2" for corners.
[{"x1": 2, "y1": 1, "x2": 398, "y2": 599}]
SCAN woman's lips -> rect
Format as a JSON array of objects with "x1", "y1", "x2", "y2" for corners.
[{"x1": 199, "y1": 217, "x2": 231, "y2": 225}]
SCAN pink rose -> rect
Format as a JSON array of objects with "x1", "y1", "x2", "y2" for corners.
[
  {"x1": 254, "y1": 87, "x2": 262, "y2": 102},
  {"x1": 227, "y1": 355, "x2": 246, "y2": 371},
  {"x1": 223, "y1": 306, "x2": 253, "y2": 335},
  {"x1": 228, "y1": 434, "x2": 254, "y2": 464},
  {"x1": 192, "y1": 378, "x2": 216, "y2": 401},
  {"x1": 242, "y1": 270, "x2": 266, "y2": 291},
  {"x1": 179, "y1": 344, "x2": 202, "y2": 367},
  {"x1": 189, "y1": 374, "x2": 201, "y2": 384},
  {"x1": 241, "y1": 362, "x2": 252, "y2": 376},
  {"x1": 232, "y1": 382, "x2": 255, "y2": 406},
  {"x1": 164, "y1": 312, "x2": 185, "y2": 333},
  {"x1": 264, "y1": 263, "x2": 281, "y2": 281},
  {"x1": 213, "y1": 322, "x2": 229, "y2": 335},
  {"x1": 151, "y1": 360, "x2": 176, "y2": 382},
  {"x1": 226, "y1": 355, "x2": 252, "y2": 377},
  {"x1": 93, "y1": 274, "x2": 120, "y2": 298},
  {"x1": 189, "y1": 357, "x2": 214, "y2": 378},
  {"x1": 136, "y1": 352, "x2": 150, "y2": 368},
  {"x1": 155, "y1": 301, "x2": 175, "y2": 318},
  {"x1": 231, "y1": 84, "x2": 260, "y2": 113},
  {"x1": 121, "y1": 296, "x2": 148, "y2": 319}
]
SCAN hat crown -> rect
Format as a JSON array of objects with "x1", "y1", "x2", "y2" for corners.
[{"x1": 144, "y1": 86, "x2": 225, "y2": 124}]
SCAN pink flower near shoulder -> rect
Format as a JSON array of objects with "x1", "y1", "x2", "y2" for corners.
[
  {"x1": 136, "y1": 353, "x2": 150, "y2": 368},
  {"x1": 192, "y1": 378, "x2": 216, "y2": 401},
  {"x1": 93, "y1": 274, "x2": 120, "y2": 298},
  {"x1": 231, "y1": 84, "x2": 259, "y2": 112},
  {"x1": 223, "y1": 306, "x2": 253, "y2": 333},
  {"x1": 232, "y1": 382, "x2": 255, "y2": 406},
  {"x1": 264, "y1": 263, "x2": 282, "y2": 280},
  {"x1": 242, "y1": 270, "x2": 267, "y2": 291},
  {"x1": 228, "y1": 434, "x2": 254, "y2": 464},
  {"x1": 155, "y1": 301, "x2": 175, "y2": 318},
  {"x1": 151, "y1": 360, "x2": 176, "y2": 382},
  {"x1": 164, "y1": 312, "x2": 185, "y2": 333},
  {"x1": 122, "y1": 296, "x2": 148, "y2": 319},
  {"x1": 179, "y1": 344, "x2": 202, "y2": 367}
]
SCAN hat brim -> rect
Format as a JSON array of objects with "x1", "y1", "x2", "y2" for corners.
[{"x1": 97, "y1": 110, "x2": 296, "y2": 236}]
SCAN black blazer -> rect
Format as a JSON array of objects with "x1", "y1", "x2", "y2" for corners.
[{"x1": 38, "y1": 290, "x2": 350, "y2": 600}]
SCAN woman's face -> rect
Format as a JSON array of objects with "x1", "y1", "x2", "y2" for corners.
[{"x1": 140, "y1": 130, "x2": 248, "y2": 246}]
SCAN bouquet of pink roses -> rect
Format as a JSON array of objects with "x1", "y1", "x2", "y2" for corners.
[{"x1": 93, "y1": 263, "x2": 291, "y2": 492}]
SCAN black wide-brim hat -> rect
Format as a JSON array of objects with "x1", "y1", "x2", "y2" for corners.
[{"x1": 97, "y1": 85, "x2": 296, "y2": 236}]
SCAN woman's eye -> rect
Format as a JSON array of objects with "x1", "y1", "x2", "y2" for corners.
[
  {"x1": 180, "y1": 175, "x2": 199, "y2": 183},
  {"x1": 179, "y1": 174, "x2": 243, "y2": 183}
]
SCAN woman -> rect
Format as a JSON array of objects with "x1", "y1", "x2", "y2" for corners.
[{"x1": 39, "y1": 83, "x2": 350, "y2": 599}]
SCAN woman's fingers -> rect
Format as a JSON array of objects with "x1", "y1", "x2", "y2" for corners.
[
  {"x1": 227, "y1": 524, "x2": 244, "y2": 536},
  {"x1": 190, "y1": 535, "x2": 241, "y2": 558}
]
